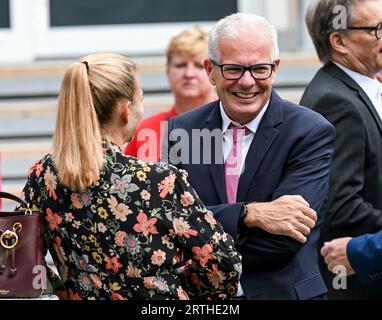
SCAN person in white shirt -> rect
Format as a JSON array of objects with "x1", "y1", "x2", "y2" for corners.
[{"x1": 300, "y1": 0, "x2": 382, "y2": 300}]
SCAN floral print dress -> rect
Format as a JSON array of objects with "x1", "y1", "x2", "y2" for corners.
[{"x1": 22, "y1": 142, "x2": 241, "y2": 300}]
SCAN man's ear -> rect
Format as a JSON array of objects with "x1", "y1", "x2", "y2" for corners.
[
  {"x1": 273, "y1": 57, "x2": 281, "y2": 72},
  {"x1": 204, "y1": 59, "x2": 216, "y2": 85},
  {"x1": 329, "y1": 32, "x2": 348, "y2": 55},
  {"x1": 269, "y1": 57, "x2": 281, "y2": 84}
]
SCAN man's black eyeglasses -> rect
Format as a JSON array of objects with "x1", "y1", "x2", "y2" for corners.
[
  {"x1": 211, "y1": 60, "x2": 275, "y2": 80},
  {"x1": 346, "y1": 21, "x2": 382, "y2": 40}
]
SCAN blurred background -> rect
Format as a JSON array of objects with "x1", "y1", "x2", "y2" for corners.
[{"x1": 0, "y1": 0, "x2": 320, "y2": 210}]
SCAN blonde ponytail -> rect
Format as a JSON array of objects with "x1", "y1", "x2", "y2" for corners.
[
  {"x1": 53, "y1": 53, "x2": 136, "y2": 191},
  {"x1": 53, "y1": 62, "x2": 103, "y2": 191}
]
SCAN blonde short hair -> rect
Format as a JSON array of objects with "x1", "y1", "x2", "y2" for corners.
[{"x1": 166, "y1": 26, "x2": 208, "y2": 65}]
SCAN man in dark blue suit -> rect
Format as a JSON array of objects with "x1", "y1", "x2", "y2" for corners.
[
  {"x1": 321, "y1": 231, "x2": 382, "y2": 285},
  {"x1": 162, "y1": 13, "x2": 335, "y2": 299}
]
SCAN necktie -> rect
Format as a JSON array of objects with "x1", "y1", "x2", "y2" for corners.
[{"x1": 224, "y1": 125, "x2": 247, "y2": 204}]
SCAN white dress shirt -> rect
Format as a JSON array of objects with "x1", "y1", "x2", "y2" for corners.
[
  {"x1": 220, "y1": 100, "x2": 269, "y2": 174},
  {"x1": 333, "y1": 61, "x2": 382, "y2": 121}
]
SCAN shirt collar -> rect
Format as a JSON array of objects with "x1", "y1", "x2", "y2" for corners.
[
  {"x1": 333, "y1": 61, "x2": 382, "y2": 103},
  {"x1": 219, "y1": 99, "x2": 270, "y2": 134}
]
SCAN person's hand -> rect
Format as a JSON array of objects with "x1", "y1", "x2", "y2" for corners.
[
  {"x1": 243, "y1": 195, "x2": 317, "y2": 243},
  {"x1": 320, "y1": 237, "x2": 355, "y2": 276}
]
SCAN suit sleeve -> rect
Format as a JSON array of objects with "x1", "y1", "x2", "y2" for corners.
[
  {"x1": 207, "y1": 203, "x2": 243, "y2": 241},
  {"x1": 311, "y1": 93, "x2": 382, "y2": 237},
  {"x1": 347, "y1": 231, "x2": 382, "y2": 284},
  {"x1": 166, "y1": 116, "x2": 336, "y2": 269},
  {"x1": 239, "y1": 120, "x2": 335, "y2": 269}
]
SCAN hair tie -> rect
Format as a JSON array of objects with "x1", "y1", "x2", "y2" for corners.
[{"x1": 82, "y1": 61, "x2": 89, "y2": 73}]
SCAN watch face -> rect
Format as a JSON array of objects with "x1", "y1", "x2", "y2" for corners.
[{"x1": 241, "y1": 204, "x2": 248, "y2": 218}]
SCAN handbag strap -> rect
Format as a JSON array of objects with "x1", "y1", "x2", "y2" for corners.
[{"x1": 0, "y1": 191, "x2": 28, "y2": 208}]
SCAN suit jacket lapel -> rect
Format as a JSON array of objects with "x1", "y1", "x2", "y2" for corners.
[
  {"x1": 204, "y1": 101, "x2": 227, "y2": 203},
  {"x1": 237, "y1": 91, "x2": 283, "y2": 202},
  {"x1": 325, "y1": 62, "x2": 382, "y2": 135},
  {"x1": 358, "y1": 90, "x2": 382, "y2": 135}
]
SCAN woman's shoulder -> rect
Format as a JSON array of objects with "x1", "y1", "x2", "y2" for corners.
[{"x1": 28, "y1": 153, "x2": 54, "y2": 174}]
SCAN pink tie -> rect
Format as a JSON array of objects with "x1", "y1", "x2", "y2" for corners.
[{"x1": 225, "y1": 125, "x2": 247, "y2": 204}]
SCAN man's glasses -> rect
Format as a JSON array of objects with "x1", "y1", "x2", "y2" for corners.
[
  {"x1": 211, "y1": 60, "x2": 275, "y2": 80},
  {"x1": 346, "y1": 21, "x2": 382, "y2": 40}
]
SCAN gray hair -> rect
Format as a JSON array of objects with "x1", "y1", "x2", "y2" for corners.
[
  {"x1": 208, "y1": 13, "x2": 279, "y2": 63},
  {"x1": 305, "y1": 0, "x2": 370, "y2": 63}
]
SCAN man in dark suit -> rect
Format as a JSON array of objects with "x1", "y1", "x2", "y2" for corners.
[
  {"x1": 300, "y1": 0, "x2": 382, "y2": 299},
  {"x1": 163, "y1": 13, "x2": 335, "y2": 299}
]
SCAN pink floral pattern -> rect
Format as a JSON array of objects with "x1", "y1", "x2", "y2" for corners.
[
  {"x1": 158, "y1": 174, "x2": 176, "y2": 198},
  {"x1": 46, "y1": 208, "x2": 62, "y2": 231},
  {"x1": 192, "y1": 244, "x2": 217, "y2": 267},
  {"x1": 133, "y1": 211, "x2": 159, "y2": 235},
  {"x1": 21, "y1": 142, "x2": 241, "y2": 300},
  {"x1": 172, "y1": 217, "x2": 198, "y2": 238}
]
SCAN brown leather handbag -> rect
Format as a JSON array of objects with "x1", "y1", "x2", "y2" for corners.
[{"x1": 0, "y1": 191, "x2": 46, "y2": 298}]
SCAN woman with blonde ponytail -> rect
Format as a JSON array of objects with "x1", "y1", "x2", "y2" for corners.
[{"x1": 21, "y1": 53, "x2": 241, "y2": 300}]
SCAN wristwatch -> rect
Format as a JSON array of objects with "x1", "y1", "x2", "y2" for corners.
[{"x1": 239, "y1": 202, "x2": 248, "y2": 226}]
